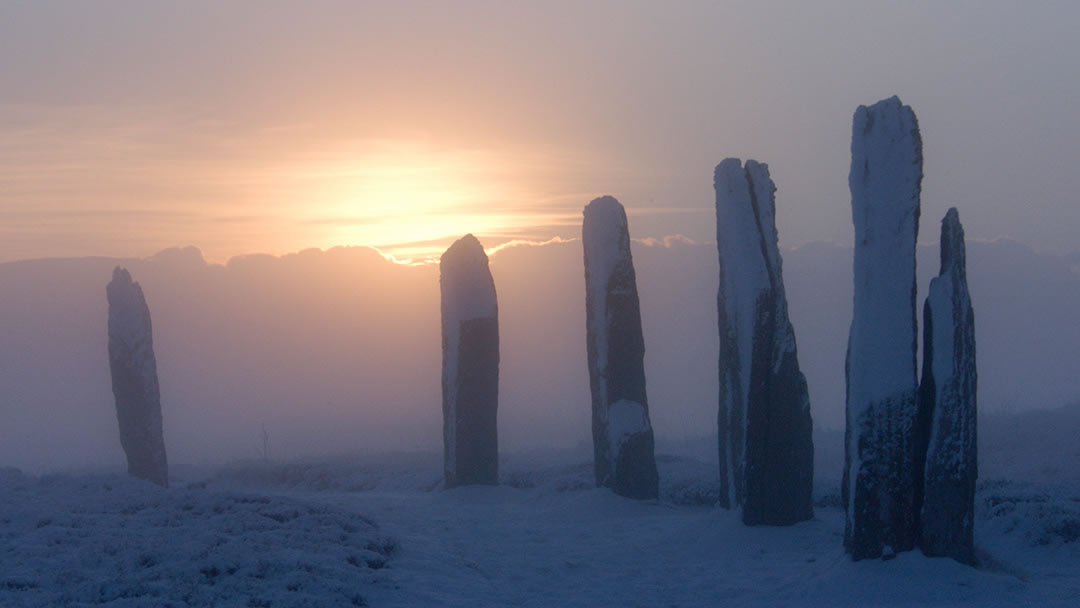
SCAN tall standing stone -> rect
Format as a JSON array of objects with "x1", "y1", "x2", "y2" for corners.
[
  {"x1": 715, "y1": 158, "x2": 814, "y2": 525},
  {"x1": 582, "y1": 196, "x2": 659, "y2": 499},
  {"x1": 107, "y1": 267, "x2": 168, "y2": 487},
  {"x1": 844, "y1": 96, "x2": 923, "y2": 559},
  {"x1": 440, "y1": 234, "x2": 499, "y2": 488},
  {"x1": 914, "y1": 208, "x2": 977, "y2": 564}
]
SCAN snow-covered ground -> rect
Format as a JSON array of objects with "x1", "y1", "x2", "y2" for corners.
[
  {"x1": 0, "y1": 467, "x2": 394, "y2": 607},
  {"x1": 3, "y1": 443, "x2": 1078, "y2": 607}
]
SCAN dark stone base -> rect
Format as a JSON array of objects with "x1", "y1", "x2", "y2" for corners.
[
  {"x1": 612, "y1": 430, "x2": 659, "y2": 500},
  {"x1": 123, "y1": 443, "x2": 168, "y2": 488},
  {"x1": 743, "y1": 315, "x2": 814, "y2": 526},
  {"x1": 920, "y1": 479, "x2": 976, "y2": 565},
  {"x1": 844, "y1": 392, "x2": 918, "y2": 560},
  {"x1": 446, "y1": 317, "x2": 499, "y2": 488}
]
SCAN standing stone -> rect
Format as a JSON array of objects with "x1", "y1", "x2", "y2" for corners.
[
  {"x1": 107, "y1": 267, "x2": 168, "y2": 487},
  {"x1": 715, "y1": 159, "x2": 814, "y2": 525},
  {"x1": 844, "y1": 96, "x2": 923, "y2": 560},
  {"x1": 582, "y1": 196, "x2": 659, "y2": 499},
  {"x1": 440, "y1": 234, "x2": 499, "y2": 488},
  {"x1": 914, "y1": 208, "x2": 977, "y2": 564}
]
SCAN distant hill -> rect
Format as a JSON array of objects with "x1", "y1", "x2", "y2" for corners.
[{"x1": 980, "y1": 401, "x2": 1080, "y2": 485}]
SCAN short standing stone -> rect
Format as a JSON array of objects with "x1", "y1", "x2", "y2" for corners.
[
  {"x1": 915, "y1": 208, "x2": 978, "y2": 564},
  {"x1": 440, "y1": 234, "x2": 500, "y2": 488},
  {"x1": 107, "y1": 267, "x2": 169, "y2": 487},
  {"x1": 582, "y1": 196, "x2": 659, "y2": 499}
]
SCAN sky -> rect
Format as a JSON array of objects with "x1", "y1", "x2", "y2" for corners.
[{"x1": 2, "y1": 1, "x2": 1080, "y2": 263}]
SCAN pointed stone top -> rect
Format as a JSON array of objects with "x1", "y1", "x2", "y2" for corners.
[
  {"x1": 585, "y1": 195, "x2": 624, "y2": 215},
  {"x1": 715, "y1": 158, "x2": 771, "y2": 187},
  {"x1": 107, "y1": 267, "x2": 145, "y2": 305},
  {"x1": 442, "y1": 234, "x2": 488, "y2": 265},
  {"x1": 857, "y1": 95, "x2": 905, "y2": 118},
  {"x1": 583, "y1": 195, "x2": 630, "y2": 240},
  {"x1": 745, "y1": 158, "x2": 769, "y2": 174},
  {"x1": 111, "y1": 266, "x2": 133, "y2": 285},
  {"x1": 871, "y1": 94, "x2": 903, "y2": 108},
  {"x1": 715, "y1": 159, "x2": 746, "y2": 195},
  {"x1": 715, "y1": 158, "x2": 743, "y2": 182},
  {"x1": 107, "y1": 266, "x2": 151, "y2": 339},
  {"x1": 939, "y1": 207, "x2": 967, "y2": 278},
  {"x1": 440, "y1": 233, "x2": 496, "y2": 322},
  {"x1": 583, "y1": 195, "x2": 629, "y2": 235},
  {"x1": 849, "y1": 95, "x2": 923, "y2": 240},
  {"x1": 853, "y1": 95, "x2": 920, "y2": 138}
]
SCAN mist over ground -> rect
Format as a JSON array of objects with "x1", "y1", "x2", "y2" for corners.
[{"x1": 1, "y1": 236, "x2": 1078, "y2": 473}]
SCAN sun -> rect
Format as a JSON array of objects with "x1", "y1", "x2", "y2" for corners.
[
  {"x1": 281, "y1": 138, "x2": 582, "y2": 262},
  {"x1": 298, "y1": 142, "x2": 522, "y2": 261}
]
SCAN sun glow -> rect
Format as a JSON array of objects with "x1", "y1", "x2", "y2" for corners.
[{"x1": 295, "y1": 141, "x2": 575, "y2": 262}]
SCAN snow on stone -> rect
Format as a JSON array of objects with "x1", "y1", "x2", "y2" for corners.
[
  {"x1": 845, "y1": 95, "x2": 923, "y2": 559},
  {"x1": 107, "y1": 267, "x2": 169, "y2": 488},
  {"x1": 582, "y1": 196, "x2": 648, "y2": 439},
  {"x1": 582, "y1": 195, "x2": 627, "y2": 393},
  {"x1": 715, "y1": 158, "x2": 771, "y2": 508},
  {"x1": 439, "y1": 234, "x2": 499, "y2": 487},
  {"x1": 605, "y1": 399, "x2": 648, "y2": 458},
  {"x1": 847, "y1": 95, "x2": 923, "y2": 407},
  {"x1": 582, "y1": 196, "x2": 658, "y2": 499},
  {"x1": 916, "y1": 207, "x2": 978, "y2": 563},
  {"x1": 715, "y1": 158, "x2": 813, "y2": 524}
]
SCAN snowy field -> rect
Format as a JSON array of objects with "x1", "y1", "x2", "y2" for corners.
[{"x1": 3, "y1": 438, "x2": 1079, "y2": 608}]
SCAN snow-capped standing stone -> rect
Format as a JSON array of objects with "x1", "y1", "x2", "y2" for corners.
[
  {"x1": 582, "y1": 196, "x2": 659, "y2": 499},
  {"x1": 844, "y1": 96, "x2": 923, "y2": 560},
  {"x1": 715, "y1": 158, "x2": 814, "y2": 525},
  {"x1": 107, "y1": 267, "x2": 169, "y2": 487},
  {"x1": 440, "y1": 234, "x2": 500, "y2": 488},
  {"x1": 914, "y1": 208, "x2": 977, "y2": 564}
]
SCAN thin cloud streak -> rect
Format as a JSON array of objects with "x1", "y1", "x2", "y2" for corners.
[
  {"x1": 0, "y1": 106, "x2": 607, "y2": 263},
  {"x1": 486, "y1": 236, "x2": 579, "y2": 257},
  {"x1": 633, "y1": 234, "x2": 698, "y2": 248},
  {"x1": 0, "y1": 101, "x2": 724, "y2": 264}
]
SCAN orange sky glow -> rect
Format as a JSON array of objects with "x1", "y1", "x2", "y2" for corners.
[{"x1": 2, "y1": 2, "x2": 1079, "y2": 264}]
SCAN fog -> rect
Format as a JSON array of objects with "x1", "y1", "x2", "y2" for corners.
[{"x1": 2, "y1": 235, "x2": 1077, "y2": 473}]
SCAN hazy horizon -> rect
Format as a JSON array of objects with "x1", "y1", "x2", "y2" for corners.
[{"x1": 3, "y1": 235, "x2": 1078, "y2": 473}]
